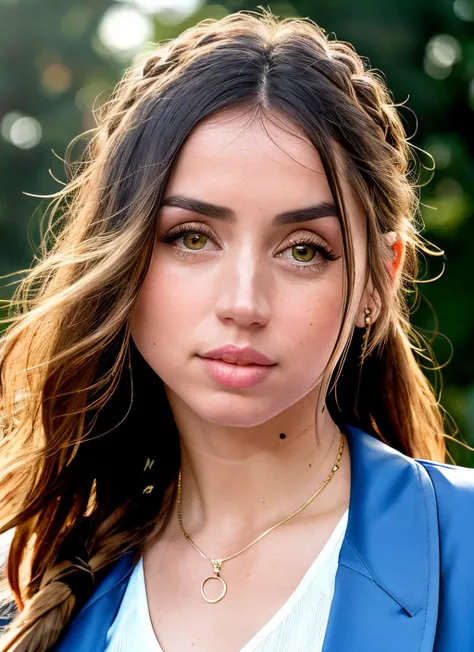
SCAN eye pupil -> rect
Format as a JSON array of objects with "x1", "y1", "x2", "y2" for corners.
[
  {"x1": 184, "y1": 233, "x2": 206, "y2": 250},
  {"x1": 293, "y1": 244, "x2": 315, "y2": 262}
]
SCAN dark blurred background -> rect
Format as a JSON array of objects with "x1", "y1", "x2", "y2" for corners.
[{"x1": 0, "y1": 0, "x2": 473, "y2": 463}]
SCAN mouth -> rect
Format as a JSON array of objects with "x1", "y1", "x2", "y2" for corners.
[
  {"x1": 213, "y1": 356, "x2": 266, "y2": 366},
  {"x1": 198, "y1": 345, "x2": 276, "y2": 367},
  {"x1": 197, "y1": 356, "x2": 276, "y2": 388}
]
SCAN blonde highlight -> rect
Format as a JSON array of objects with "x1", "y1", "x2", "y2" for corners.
[{"x1": 0, "y1": 7, "x2": 457, "y2": 650}]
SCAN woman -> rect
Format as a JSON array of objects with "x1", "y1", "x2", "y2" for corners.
[{"x1": 1, "y1": 7, "x2": 473, "y2": 652}]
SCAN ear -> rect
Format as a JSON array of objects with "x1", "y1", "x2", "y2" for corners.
[
  {"x1": 354, "y1": 231, "x2": 405, "y2": 328},
  {"x1": 383, "y1": 230, "x2": 405, "y2": 284}
]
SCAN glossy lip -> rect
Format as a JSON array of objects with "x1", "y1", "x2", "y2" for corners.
[
  {"x1": 199, "y1": 344, "x2": 276, "y2": 366},
  {"x1": 199, "y1": 357, "x2": 275, "y2": 388}
]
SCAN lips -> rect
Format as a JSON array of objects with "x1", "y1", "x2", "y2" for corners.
[
  {"x1": 199, "y1": 357, "x2": 275, "y2": 388},
  {"x1": 199, "y1": 344, "x2": 276, "y2": 366}
]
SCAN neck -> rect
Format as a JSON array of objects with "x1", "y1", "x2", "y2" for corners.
[{"x1": 164, "y1": 386, "x2": 351, "y2": 548}]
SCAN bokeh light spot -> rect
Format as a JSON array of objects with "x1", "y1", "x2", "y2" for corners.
[
  {"x1": 98, "y1": 6, "x2": 154, "y2": 58},
  {"x1": 453, "y1": 0, "x2": 474, "y2": 21},
  {"x1": 41, "y1": 62, "x2": 73, "y2": 95},
  {"x1": 117, "y1": 0, "x2": 204, "y2": 24},
  {"x1": 1, "y1": 113, "x2": 42, "y2": 149}
]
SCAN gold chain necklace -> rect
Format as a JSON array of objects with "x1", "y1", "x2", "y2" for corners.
[{"x1": 177, "y1": 431, "x2": 345, "y2": 604}]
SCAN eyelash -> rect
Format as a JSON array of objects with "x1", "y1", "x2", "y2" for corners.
[{"x1": 157, "y1": 222, "x2": 339, "y2": 274}]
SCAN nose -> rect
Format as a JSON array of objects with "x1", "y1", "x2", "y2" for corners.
[{"x1": 214, "y1": 242, "x2": 271, "y2": 329}]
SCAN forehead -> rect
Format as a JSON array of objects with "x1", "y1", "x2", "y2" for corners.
[
  {"x1": 167, "y1": 109, "x2": 326, "y2": 193},
  {"x1": 163, "y1": 108, "x2": 366, "y2": 238}
]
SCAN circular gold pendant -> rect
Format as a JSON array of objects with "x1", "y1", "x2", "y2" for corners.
[{"x1": 201, "y1": 575, "x2": 227, "y2": 603}]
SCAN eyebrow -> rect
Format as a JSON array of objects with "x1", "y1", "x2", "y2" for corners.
[{"x1": 160, "y1": 195, "x2": 340, "y2": 226}]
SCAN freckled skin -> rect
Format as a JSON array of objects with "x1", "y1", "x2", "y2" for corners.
[{"x1": 130, "y1": 109, "x2": 373, "y2": 434}]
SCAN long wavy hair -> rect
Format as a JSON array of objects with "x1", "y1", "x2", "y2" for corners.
[{"x1": 0, "y1": 7, "x2": 456, "y2": 650}]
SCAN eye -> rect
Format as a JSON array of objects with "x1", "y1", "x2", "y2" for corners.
[
  {"x1": 157, "y1": 222, "x2": 216, "y2": 256},
  {"x1": 158, "y1": 223, "x2": 340, "y2": 274},
  {"x1": 287, "y1": 243, "x2": 320, "y2": 263},
  {"x1": 276, "y1": 235, "x2": 340, "y2": 273},
  {"x1": 180, "y1": 232, "x2": 207, "y2": 250}
]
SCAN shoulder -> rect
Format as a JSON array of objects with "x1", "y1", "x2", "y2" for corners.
[
  {"x1": 414, "y1": 457, "x2": 474, "y2": 637},
  {"x1": 415, "y1": 456, "x2": 474, "y2": 538},
  {"x1": 415, "y1": 456, "x2": 474, "y2": 498}
]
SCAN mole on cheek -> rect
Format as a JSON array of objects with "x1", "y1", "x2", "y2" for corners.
[{"x1": 279, "y1": 433, "x2": 286, "y2": 440}]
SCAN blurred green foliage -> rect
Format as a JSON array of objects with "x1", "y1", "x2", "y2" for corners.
[{"x1": 0, "y1": 0, "x2": 473, "y2": 463}]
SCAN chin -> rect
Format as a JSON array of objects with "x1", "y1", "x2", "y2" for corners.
[{"x1": 176, "y1": 389, "x2": 293, "y2": 428}]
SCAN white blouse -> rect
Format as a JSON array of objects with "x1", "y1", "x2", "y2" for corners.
[{"x1": 105, "y1": 508, "x2": 349, "y2": 652}]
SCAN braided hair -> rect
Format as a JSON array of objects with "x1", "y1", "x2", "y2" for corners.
[{"x1": 0, "y1": 7, "x2": 446, "y2": 650}]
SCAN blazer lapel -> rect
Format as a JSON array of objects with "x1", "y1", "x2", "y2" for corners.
[{"x1": 322, "y1": 425, "x2": 440, "y2": 652}]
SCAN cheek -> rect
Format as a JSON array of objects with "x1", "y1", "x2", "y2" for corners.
[
  {"x1": 130, "y1": 263, "x2": 194, "y2": 353},
  {"x1": 278, "y1": 279, "x2": 343, "y2": 367}
]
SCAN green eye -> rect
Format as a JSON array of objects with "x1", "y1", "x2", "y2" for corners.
[
  {"x1": 182, "y1": 233, "x2": 207, "y2": 250},
  {"x1": 159, "y1": 224, "x2": 340, "y2": 275},
  {"x1": 291, "y1": 244, "x2": 316, "y2": 263}
]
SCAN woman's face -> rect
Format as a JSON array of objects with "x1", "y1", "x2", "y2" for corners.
[{"x1": 130, "y1": 109, "x2": 369, "y2": 427}]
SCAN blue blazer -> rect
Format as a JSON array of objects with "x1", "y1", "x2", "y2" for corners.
[{"x1": 4, "y1": 425, "x2": 474, "y2": 650}]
